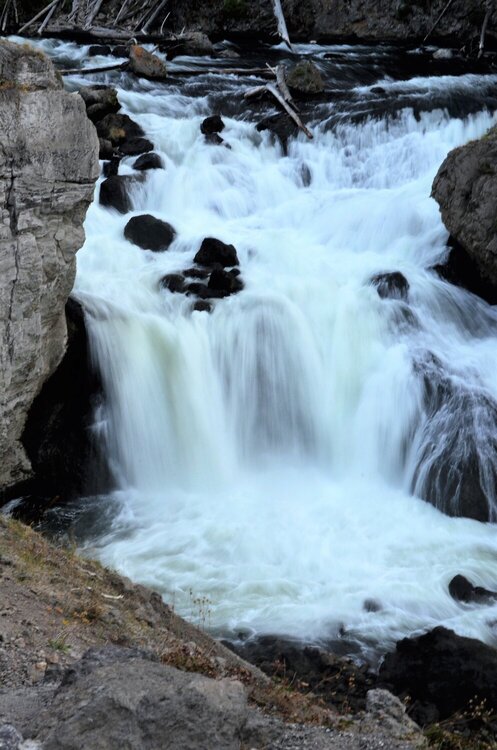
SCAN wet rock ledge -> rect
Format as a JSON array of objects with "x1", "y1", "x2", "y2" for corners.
[{"x1": 0, "y1": 40, "x2": 99, "y2": 493}]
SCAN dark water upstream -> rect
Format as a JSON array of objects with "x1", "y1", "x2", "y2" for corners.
[{"x1": 11, "y1": 35, "x2": 497, "y2": 662}]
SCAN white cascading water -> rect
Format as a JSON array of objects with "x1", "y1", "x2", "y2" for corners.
[{"x1": 19, "y1": 37, "x2": 497, "y2": 658}]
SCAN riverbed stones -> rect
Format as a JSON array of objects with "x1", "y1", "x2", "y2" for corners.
[
  {"x1": 194, "y1": 237, "x2": 239, "y2": 267},
  {"x1": 129, "y1": 45, "x2": 167, "y2": 79},
  {"x1": 119, "y1": 137, "x2": 154, "y2": 156},
  {"x1": 124, "y1": 215, "x2": 176, "y2": 251},
  {"x1": 78, "y1": 85, "x2": 120, "y2": 123},
  {"x1": 201, "y1": 115, "x2": 225, "y2": 135}
]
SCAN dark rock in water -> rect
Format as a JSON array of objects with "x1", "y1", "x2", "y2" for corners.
[
  {"x1": 205, "y1": 133, "x2": 225, "y2": 146},
  {"x1": 161, "y1": 274, "x2": 185, "y2": 293},
  {"x1": 371, "y1": 272, "x2": 409, "y2": 300},
  {"x1": 99, "y1": 175, "x2": 136, "y2": 213},
  {"x1": 432, "y1": 124, "x2": 497, "y2": 293},
  {"x1": 96, "y1": 113, "x2": 145, "y2": 147},
  {"x1": 194, "y1": 237, "x2": 239, "y2": 268},
  {"x1": 448, "y1": 575, "x2": 497, "y2": 604},
  {"x1": 363, "y1": 598, "x2": 382, "y2": 613},
  {"x1": 193, "y1": 300, "x2": 212, "y2": 313},
  {"x1": 133, "y1": 152, "x2": 164, "y2": 171},
  {"x1": 378, "y1": 627, "x2": 497, "y2": 724},
  {"x1": 208, "y1": 269, "x2": 243, "y2": 295},
  {"x1": 124, "y1": 215, "x2": 176, "y2": 252},
  {"x1": 201, "y1": 115, "x2": 225, "y2": 135},
  {"x1": 286, "y1": 61, "x2": 324, "y2": 95},
  {"x1": 184, "y1": 267, "x2": 209, "y2": 280},
  {"x1": 119, "y1": 137, "x2": 154, "y2": 156},
  {"x1": 232, "y1": 635, "x2": 375, "y2": 714},
  {"x1": 98, "y1": 138, "x2": 114, "y2": 160},
  {"x1": 371, "y1": 86, "x2": 386, "y2": 95},
  {"x1": 102, "y1": 156, "x2": 120, "y2": 178},
  {"x1": 164, "y1": 32, "x2": 214, "y2": 59},
  {"x1": 21, "y1": 298, "x2": 108, "y2": 503},
  {"x1": 434, "y1": 236, "x2": 497, "y2": 305},
  {"x1": 257, "y1": 114, "x2": 298, "y2": 154},
  {"x1": 79, "y1": 86, "x2": 120, "y2": 120},
  {"x1": 411, "y1": 351, "x2": 497, "y2": 522},
  {"x1": 88, "y1": 44, "x2": 111, "y2": 57},
  {"x1": 129, "y1": 45, "x2": 167, "y2": 79},
  {"x1": 111, "y1": 45, "x2": 129, "y2": 58}
]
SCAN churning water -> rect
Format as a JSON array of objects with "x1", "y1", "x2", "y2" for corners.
[{"x1": 22, "y1": 37, "x2": 497, "y2": 658}]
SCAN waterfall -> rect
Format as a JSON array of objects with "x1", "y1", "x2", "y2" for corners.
[{"x1": 26, "y1": 37, "x2": 497, "y2": 658}]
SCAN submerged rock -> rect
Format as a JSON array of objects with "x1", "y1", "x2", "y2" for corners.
[
  {"x1": 370, "y1": 271, "x2": 409, "y2": 300},
  {"x1": 201, "y1": 115, "x2": 225, "y2": 135},
  {"x1": 448, "y1": 574, "x2": 497, "y2": 604},
  {"x1": 379, "y1": 627, "x2": 497, "y2": 724},
  {"x1": 129, "y1": 45, "x2": 167, "y2": 79},
  {"x1": 88, "y1": 44, "x2": 111, "y2": 57},
  {"x1": 194, "y1": 237, "x2": 239, "y2": 267},
  {"x1": 133, "y1": 152, "x2": 164, "y2": 171},
  {"x1": 256, "y1": 113, "x2": 298, "y2": 154},
  {"x1": 286, "y1": 61, "x2": 324, "y2": 95},
  {"x1": 161, "y1": 273, "x2": 186, "y2": 293},
  {"x1": 124, "y1": 215, "x2": 176, "y2": 251},
  {"x1": 99, "y1": 175, "x2": 137, "y2": 214},
  {"x1": 119, "y1": 137, "x2": 154, "y2": 156}
]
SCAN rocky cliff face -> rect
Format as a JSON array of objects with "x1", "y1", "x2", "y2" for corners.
[
  {"x1": 166, "y1": 0, "x2": 493, "y2": 42},
  {"x1": 0, "y1": 40, "x2": 99, "y2": 492},
  {"x1": 432, "y1": 124, "x2": 497, "y2": 292}
]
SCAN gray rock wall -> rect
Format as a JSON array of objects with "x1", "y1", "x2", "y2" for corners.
[{"x1": 0, "y1": 40, "x2": 99, "y2": 491}]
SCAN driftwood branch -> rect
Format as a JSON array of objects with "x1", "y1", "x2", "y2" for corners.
[
  {"x1": 245, "y1": 82, "x2": 312, "y2": 139},
  {"x1": 141, "y1": 0, "x2": 168, "y2": 34},
  {"x1": 38, "y1": 0, "x2": 59, "y2": 34},
  {"x1": 271, "y1": 0, "x2": 293, "y2": 51},
  {"x1": 478, "y1": 9, "x2": 491, "y2": 58},
  {"x1": 84, "y1": 0, "x2": 106, "y2": 29},
  {"x1": 423, "y1": 0, "x2": 456, "y2": 44},
  {"x1": 17, "y1": 0, "x2": 58, "y2": 34},
  {"x1": 60, "y1": 60, "x2": 129, "y2": 74}
]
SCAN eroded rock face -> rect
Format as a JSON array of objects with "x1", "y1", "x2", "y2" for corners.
[
  {"x1": 432, "y1": 125, "x2": 497, "y2": 292},
  {"x1": 0, "y1": 40, "x2": 99, "y2": 491}
]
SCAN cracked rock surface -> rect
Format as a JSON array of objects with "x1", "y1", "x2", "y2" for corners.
[{"x1": 0, "y1": 40, "x2": 99, "y2": 489}]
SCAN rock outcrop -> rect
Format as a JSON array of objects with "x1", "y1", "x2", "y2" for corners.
[
  {"x1": 432, "y1": 124, "x2": 497, "y2": 294},
  {"x1": 0, "y1": 40, "x2": 99, "y2": 492}
]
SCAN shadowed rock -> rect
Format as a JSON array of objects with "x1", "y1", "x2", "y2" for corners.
[
  {"x1": 124, "y1": 215, "x2": 176, "y2": 251},
  {"x1": 133, "y1": 152, "x2": 164, "y2": 171},
  {"x1": 99, "y1": 175, "x2": 137, "y2": 214},
  {"x1": 194, "y1": 237, "x2": 239, "y2": 267},
  {"x1": 448, "y1": 575, "x2": 497, "y2": 604}
]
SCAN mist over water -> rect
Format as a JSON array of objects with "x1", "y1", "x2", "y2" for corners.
[{"x1": 26, "y1": 37, "x2": 497, "y2": 659}]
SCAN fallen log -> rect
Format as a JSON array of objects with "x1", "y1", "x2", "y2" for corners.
[
  {"x1": 60, "y1": 60, "x2": 129, "y2": 74},
  {"x1": 84, "y1": 0, "x2": 106, "y2": 29},
  {"x1": 141, "y1": 0, "x2": 168, "y2": 34},
  {"x1": 423, "y1": 0, "x2": 456, "y2": 44},
  {"x1": 478, "y1": 9, "x2": 491, "y2": 58},
  {"x1": 18, "y1": 0, "x2": 59, "y2": 34},
  {"x1": 271, "y1": 0, "x2": 293, "y2": 51},
  {"x1": 245, "y1": 82, "x2": 313, "y2": 139},
  {"x1": 38, "y1": 0, "x2": 60, "y2": 34}
]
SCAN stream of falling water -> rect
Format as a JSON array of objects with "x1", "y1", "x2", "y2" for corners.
[{"x1": 19, "y1": 37, "x2": 497, "y2": 659}]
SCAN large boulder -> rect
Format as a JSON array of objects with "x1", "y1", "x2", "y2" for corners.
[
  {"x1": 379, "y1": 627, "x2": 497, "y2": 724},
  {"x1": 129, "y1": 45, "x2": 167, "y2": 79},
  {"x1": 0, "y1": 40, "x2": 99, "y2": 491},
  {"x1": 194, "y1": 237, "x2": 239, "y2": 267},
  {"x1": 96, "y1": 113, "x2": 145, "y2": 146},
  {"x1": 165, "y1": 32, "x2": 214, "y2": 59},
  {"x1": 286, "y1": 61, "x2": 324, "y2": 95},
  {"x1": 78, "y1": 85, "x2": 120, "y2": 123},
  {"x1": 432, "y1": 125, "x2": 497, "y2": 292},
  {"x1": 124, "y1": 214, "x2": 176, "y2": 251}
]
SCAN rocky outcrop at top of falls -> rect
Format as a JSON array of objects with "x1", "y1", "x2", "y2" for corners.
[
  {"x1": 0, "y1": 40, "x2": 99, "y2": 493},
  {"x1": 432, "y1": 123, "x2": 497, "y2": 302}
]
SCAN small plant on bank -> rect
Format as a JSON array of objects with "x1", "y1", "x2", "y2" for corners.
[
  {"x1": 48, "y1": 632, "x2": 70, "y2": 653},
  {"x1": 425, "y1": 697, "x2": 497, "y2": 749}
]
